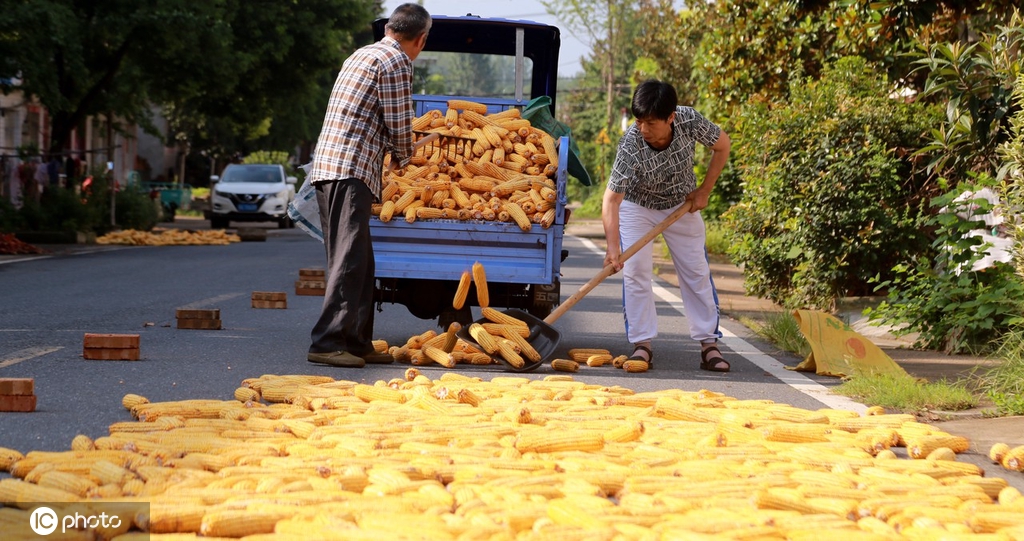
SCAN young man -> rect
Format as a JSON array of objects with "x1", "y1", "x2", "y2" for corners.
[
  {"x1": 305, "y1": 4, "x2": 431, "y2": 368},
  {"x1": 601, "y1": 80, "x2": 732, "y2": 372}
]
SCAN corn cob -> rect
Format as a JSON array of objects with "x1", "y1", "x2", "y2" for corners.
[
  {"x1": 515, "y1": 430, "x2": 605, "y2": 453},
  {"x1": 464, "y1": 352, "x2": 494, "y2": 365},
  {"x1": 999, "y1": 486, "x2": 1022, "y2": 504},
  {"x1": 69, "y1": 434, "x2": 95, "y2": 452},
  {"x1": 623, "y1": 360, "x2": 648, "y2": 373},
  {"x1": 122, "y1": 393, "x2": 149, "y2": 410},
  {"x1": 568, "y1": 348, "x2": 610, "y2": 361},
  {"x1": 447, "y1": 99, "x2": 489, "y2": 114},
  {"x1": 412, "y1": 111, "x2": 435, "y2": 130},
  {"x1": 1003, "y1": 445, "x2": 1024, "y2": 471},
  {"x1": 551, "y1": 359, "x2": 579, "y2": 372},
  {"x1": 404, "y1": 202, "x2": 423, "y2": 223},
  {"x1": 503, "y1": 202, "x2": 532, "y2": 232},
  {"x1": 585, "y1": 354, "x2": 612, "y2": 367},
  {"x1": 603, "y1": 421, "x2": 644, "y2": 443},
  {"x1": 496, "y1": 339, "x2": 526, "y2": 368},
  {"x1": 480, "y1": 306, "x2": 527, "y2": 329},
  {"x1": 472, "y1": 261, "x2": 489, "y2": 308},
  {"x1": 498, "y1": 327, "x2": 541, "y2": 362},
  {"x1": 234, "y1": 386, "x2": 260, "y2": 403},
  {"x1": 392, "y1": 189, "x2": 418, "y2": 213},
  {"x1": 989, "y1": 442, "x2": 1010, "y2": 463},
  {"x1": 467, "y1": 323, "x2": 499, "y2": 354},
  {"x1": 354, "y1": 384, "x2": 406, "y2": 403},
  {"x1": 905, "y1": 435, "x2": 970, "y2": 459},
  {"x1": 423, "y1": 346, "x2": 456, "y2": 368},
  {"x1": 381, "y1": 180, "x2": 400, "y2": 202},
  {"x1": 379, "y1": 200, "x2": 396, "y2": 222},
  {"x1": 201, "y1": 508, "x2": 292, "y2": 538},
  {"x1": 37, "y1": 470, "x2": 97, "y2": 497}
]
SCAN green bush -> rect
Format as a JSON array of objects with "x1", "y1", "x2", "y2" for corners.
[
  {"x1": 2, "y1": 181, "x2": 159, "y2": 235},
  {"x1": 866, "y1": 180, "x2": 1024, "y2": 354},
  {"x1": 723, "y1": 56, "x2": 938, "y2": 309}
]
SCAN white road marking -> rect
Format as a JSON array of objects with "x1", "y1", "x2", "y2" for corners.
[
  {"x1": 571, "y1": 233, "x2": 867, "y2": 413},
  {"x1": 178, "y1": 293, "x2": 246, "y2": 309},
  {"x1": 0, "y1": 256, "x2": 53, "y2": 266},
  {"x1": 0, "y1": 346, "x2": 64, "y2": 369}
]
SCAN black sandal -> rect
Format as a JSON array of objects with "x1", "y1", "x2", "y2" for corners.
[
  {"x1": 699, "y1": 345, "x2": 730, "y2": 372},
  {"x1": 629, "y1": 344, "x2": 653, "y2": 367}
]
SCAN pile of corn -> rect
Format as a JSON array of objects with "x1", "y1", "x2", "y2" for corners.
[
  {"x1": 2, "y1": 373, "x2": 1023, "y2": 540},
  {"x1": 374, "y1": 99, "x2": 560, "y2": 230},
  {"x1": 95, "y1": 229, "x2": 241, "y2": 246}
]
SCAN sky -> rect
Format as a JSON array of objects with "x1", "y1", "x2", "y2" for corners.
[{"x1": 382, "y1": 0, "x2": 593, "y2": 76}]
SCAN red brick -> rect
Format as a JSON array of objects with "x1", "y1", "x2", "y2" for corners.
[
  {"x1": 295, "y1": 287, "x2": 326, "y2": 296},
  {"x1": 177, "y1": 318, "x2": 222, "y2": 330},
  {"x1": 299, "y1": 268, "x2": 325, "y2": 278},
  {"x1": 252, "y1": 291, "x2": 287, "y2": 302},
  {"x1": 0, "y1": 394, "x2": 37, "y2": 412},
  {"x1": 252, "y1": 300, "x2": 287, "y2": 309},
  {"x1": 83, "y1": 333, "x2": 140, "y2": 349},
  {"x1": 83, "y1": 347, "x2": 140, "y2": 361},
  {"x1": 175, "y1": 309, "x2": 220, "y2": 320},
  {"x1": 0, "y1": 378, "x2": 34, "y2": 396}
]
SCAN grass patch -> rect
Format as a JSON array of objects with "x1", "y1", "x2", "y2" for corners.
[
  {"x1": 972, "y1": 324, "x2": 1024, "y2": 415},
  {"x1": 832, "y1": 372, "x2": 978, "y2": 413},
  {"x1": 742, "y1": 311, "x2": 811, "y2": 359}
]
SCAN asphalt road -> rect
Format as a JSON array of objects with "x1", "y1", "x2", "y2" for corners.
[{"x1": 0, "y1": 225, "x2": 865, "y2": 456}]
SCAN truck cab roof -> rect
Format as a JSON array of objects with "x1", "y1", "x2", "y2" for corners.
[{"x1": 373, "y1": 14, "x2": 561, "y2": 112}]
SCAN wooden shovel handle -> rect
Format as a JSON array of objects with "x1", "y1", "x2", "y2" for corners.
[{"x1": 543, "y1": 200, "x2": 694, "y2": 325}]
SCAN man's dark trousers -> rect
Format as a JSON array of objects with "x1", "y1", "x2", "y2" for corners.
[{"x1": 310, "y1": 178, "x2": 375, "y2": 356}]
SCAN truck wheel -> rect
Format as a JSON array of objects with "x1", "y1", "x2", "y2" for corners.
[
  {"x1": 165, "y1": 203, "x2": 177, "y2": 223},
  {"x1": 278, "y1": 215, "x2": 292, "y2": 229}
]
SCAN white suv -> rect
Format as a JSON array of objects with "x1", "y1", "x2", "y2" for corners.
[{"x1": 210, "y1": 164, "x2": 297, "y2": 229}]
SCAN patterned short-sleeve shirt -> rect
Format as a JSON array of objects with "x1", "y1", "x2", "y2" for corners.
[
  {"x1": 608, "y1": 106, "x2": 722, "y2": 210},
  {"x1": 308, "y1": 36, "x2": 415, "y2": 200}
]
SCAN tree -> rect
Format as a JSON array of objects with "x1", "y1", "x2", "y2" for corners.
[
  {"x1": 0, "y1": 0, "x2": 378, "y2": 165},
  {"x1": 542, "y1": 0, "x2": 640, "y2": 134},
  {"x1": 0, "y1": 0, "x2": 235, "y2": 155},
  {"x1": 635, "y1": 0, "x2": 701, "y2": 105}
]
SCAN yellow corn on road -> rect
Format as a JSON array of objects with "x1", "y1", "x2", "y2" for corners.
[
  {"x1": 96, "y1": 229, "x2": 242, "y2": 246},
  {"x1": 1, "y1": 373, "x2": 1023, "y2": 540}
]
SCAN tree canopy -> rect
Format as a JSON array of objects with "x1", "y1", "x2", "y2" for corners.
[{"x1": 0, "y1": 0, "x2": 380, "y2": 157}]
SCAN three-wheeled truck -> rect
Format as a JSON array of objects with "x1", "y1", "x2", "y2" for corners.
[{"x1": 367, "y1": 15, "x2": 575, "y2": 328}]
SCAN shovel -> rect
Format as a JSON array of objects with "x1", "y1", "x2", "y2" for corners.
[{"x1": 460, "y1": 200, "x2": 695, "y2": 371}]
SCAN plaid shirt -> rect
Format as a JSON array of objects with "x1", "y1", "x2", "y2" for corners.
[
  {"x1": 308, "y1": 36, "x2": 415, "y2": 200},
  {"x1": 608, "y1": 106, "x2": 721, "y2": 210}
]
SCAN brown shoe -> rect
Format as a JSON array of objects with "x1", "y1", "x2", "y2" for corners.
[
  {"x1": 360, "y1": 351, "x2": 395, "y2": 364},
  {"x1": 307, "y1": 351, "x2": 365, "y2": 367}
]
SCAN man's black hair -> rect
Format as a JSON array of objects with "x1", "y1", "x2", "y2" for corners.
[
  {"x1": 386, "y1": 3, "x2": 432, "y2": 41},
  {"x1": 631, "y1": 80, "x2": 678, "y2": 121}
]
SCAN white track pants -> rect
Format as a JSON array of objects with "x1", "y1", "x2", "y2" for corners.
[{"x1": 619, "y1": 199, "x2": 721, "y2": 344}]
